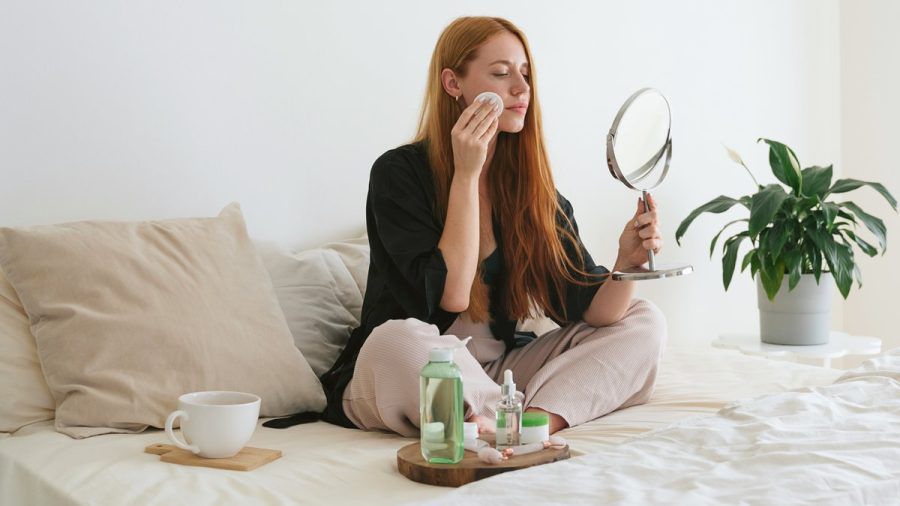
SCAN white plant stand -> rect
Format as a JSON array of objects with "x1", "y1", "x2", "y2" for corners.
[{"x1": 712, "y1": 331, "x2": 882, "y2": 369}]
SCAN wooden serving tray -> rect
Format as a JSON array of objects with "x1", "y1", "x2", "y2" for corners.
[
  {"x1": 397, "y1": 434, "x2": 569, "y2": 487},
  {"x1": 145, "y1": 443, "x2": 281, "y2": 471}
]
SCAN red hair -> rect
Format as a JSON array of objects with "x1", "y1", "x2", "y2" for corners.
[{"x1": 413, "y1": 16, "x2": 590, "y2": 323}]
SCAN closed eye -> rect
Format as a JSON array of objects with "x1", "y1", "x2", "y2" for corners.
[{"x1": 493, "y1": 73, "x2": 530, "y2": 80}]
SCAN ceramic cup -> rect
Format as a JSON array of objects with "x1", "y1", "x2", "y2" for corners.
[{"x1": 165, "y1": 391, "x2": 261, "y2": 458}]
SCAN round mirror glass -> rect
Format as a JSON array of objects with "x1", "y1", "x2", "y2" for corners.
[
  {"x1": 606, "y1": 88, "x2": 692, "y2": 281},
  {"x1": 613, "y1": 91, "x2": 670, "y2": 186}
]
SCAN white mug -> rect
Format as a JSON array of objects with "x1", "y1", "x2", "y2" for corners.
[{"x1": 165, "y1": 391, "x2": 261, "y2": 458}]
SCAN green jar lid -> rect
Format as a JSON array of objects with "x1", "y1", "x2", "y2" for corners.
[{"x1": 522, "y1": 412, "x2": 549, "y2": 427}]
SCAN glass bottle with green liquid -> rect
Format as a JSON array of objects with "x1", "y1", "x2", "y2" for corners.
[{"x1": 419, "y1": 337, "x2": 471, "y2": 464}]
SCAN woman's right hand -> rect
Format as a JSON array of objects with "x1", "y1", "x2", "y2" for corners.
[{"x1": 451, "y1": 97, "x2": 501, "y2": 180}]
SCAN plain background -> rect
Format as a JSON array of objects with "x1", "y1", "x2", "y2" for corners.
[{"x1": 1, "y1": 1, "x2": 897, "y2": 349}]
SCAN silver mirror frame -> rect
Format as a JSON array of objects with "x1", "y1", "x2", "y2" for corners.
[
  {"x1": 605, "y1": 87, "x2": 693, "y2": 281},
  {"x1": 606, "y1": 87, "x2": 673, "y2": 192}
]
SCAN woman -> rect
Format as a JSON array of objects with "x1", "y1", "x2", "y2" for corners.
[{"x1": 317, "y1": 16, "x2": 667, "y2": 437}]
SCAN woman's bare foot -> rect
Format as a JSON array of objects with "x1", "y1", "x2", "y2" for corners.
[
  {"x1": 466, "y1": 414, "x2": 496, "y2": 435},
  {"x1": 524, "y1": 407, "x2": 568, "y2": 434}
]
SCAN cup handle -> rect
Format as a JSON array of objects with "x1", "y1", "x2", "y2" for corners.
[{"x1": 165, "y1": 410, "x2": 200, "y2": 454}]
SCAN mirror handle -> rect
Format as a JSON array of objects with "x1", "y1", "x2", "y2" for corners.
[{"x1": 642, "y1": 190, "x2": 656, "y2": 270}]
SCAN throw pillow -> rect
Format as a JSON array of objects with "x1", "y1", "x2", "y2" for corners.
[
  {"x1": 0, "y1": 203, "x2": 326, "y2": 438},
  {"x1": 0, "y1": 269, "x2": 55, "y2": 433}
]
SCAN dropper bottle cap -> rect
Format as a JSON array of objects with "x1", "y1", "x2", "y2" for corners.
[{"x1": 501, "y1": 369, "x2": 516, "y2": 400}]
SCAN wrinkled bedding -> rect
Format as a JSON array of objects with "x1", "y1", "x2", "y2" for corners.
[
  {"x1": 425, "y1": 349, "x2": 900, "y2": 506},
  {"x1": 0, "y1": 345, "x2": 845, "y2": 505}
]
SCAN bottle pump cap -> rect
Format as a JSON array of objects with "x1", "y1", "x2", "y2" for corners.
[
  {"x1": 428, "y1": 347, "x2": 453, "y2": 362},
  {"x1": 428, "y1": 336, "x2": 473, "y2": 362}
]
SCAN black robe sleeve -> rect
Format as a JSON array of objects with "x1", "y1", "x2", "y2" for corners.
[
  {"x1": 548, "y1": 192, "x2": 610, "y2": 326},
  {"x1": 368, "y1": 149, "x2": 455, "y2": 324}
]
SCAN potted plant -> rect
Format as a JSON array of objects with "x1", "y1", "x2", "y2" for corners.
[{"x1": 675, "y1": 138, "x2": 896, "y2": 345}]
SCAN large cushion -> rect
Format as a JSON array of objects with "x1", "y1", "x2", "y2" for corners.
[
  {"x1": 255, "y1": 235, "x2": 368, "y2": 377},
  {"x1": 0, "y1": 269, "x2": 55, "y2": 433},
  {"x1": 0, "y1": 203, "x2": 325, "y2": 438}
]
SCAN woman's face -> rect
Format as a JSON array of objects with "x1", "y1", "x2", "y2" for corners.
[{"x1": 448, "y1": 32, "x2": 531, "y2": 134}]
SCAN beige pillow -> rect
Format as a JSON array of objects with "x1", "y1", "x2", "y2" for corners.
[
  {"x1": 0, "y1": 203, "x2": 326, "y2": 438},
  {"x1": 255, "y1": 235, "x2": 368, "y2": 377},
  {"x1": 0, "y1": 268, "x2": 55, "y2": 433}
]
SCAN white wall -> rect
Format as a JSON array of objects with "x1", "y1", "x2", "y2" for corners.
[
  {"x1": 1, "y1": 0, "x2": 847, "y2": 345},
  {"x1": 840, "y1": 0, "x2": 900, "y2": 350}
]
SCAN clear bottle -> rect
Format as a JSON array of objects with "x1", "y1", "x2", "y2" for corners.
[
  {"x1": 495, "y1": 369, "x2": 523, "y2": 451},
  {"x1": 419, "y1": 345, "x2": 464, "y2": 464}
]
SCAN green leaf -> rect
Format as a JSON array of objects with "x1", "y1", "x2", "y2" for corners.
[
  {"x1": 749, "y1": 184, "x2": 790, "y2": 238},
  {"x1": 834, "y1": 221, "x2": 854, "y2": 231},
  {"x1": 810, "y1": 243, "x2": 823, "y2": 281},
  {"x1": 786, "y1": 250, "x2": 803, "y2": 290},
  {"x1": 801, "y1": 165, "x2": 833, "y2": 198},
  {"x1": 764, "y1": 220, "x2": 790, "y2": 259},
  {"x1": 794, "y1": 196, "x2": 818, "y2": 214},
  {"x1": 708, "y1": 219, "x2": 749, "y2": 258},
  {"x1": 807, "y1": 228, "x2": 853, "y2": 298},
  {"x1": 843, "y1": 229, "x2": 877, "y2": 257},
  {"x1": 837, "y1": 235, "x2": 863, "y2": 290},
  {"x1": 828, "y1": 178, "x2": 897, "y2": 211},
  {"x1": 676, "y1": 196, "x2": 749, "y2": 245},
  {"x1": 722, "y1": 233, "x2": 748, "y2": 290},
  {"x1": 802, "y1": 213, "x2": 818, "y2": 229},
  {"x1": 817, "y1": 198, "x2": 839, "y2": 231},
  {"x1": 740, "y1": 249, "x2": 756, "y2": 273},
  {"x1": 758, "y1": 138, "x2": 802, "y2": 195},
  {"x1": 806, "y1": 228, "x2": 840, "y2": 271},
  {"x1": 833, "y1": 243, "x2": 854, "y2": 299},
  {"x1": 758, "y1": 253, "x2": 785, "y2": 301},
  {"x1": 837, "y1": 210, "x2": 858, "y2": 224},
  {"x1": 840, "y1": 201, "x2": 887, "y2": 252},
  {"x1": 757, "y1": 226, "x2": 770, "y2": 252}
]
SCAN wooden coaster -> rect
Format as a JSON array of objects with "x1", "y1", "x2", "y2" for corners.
[
  {"x1": 145, "y1": 443, "x2": 281, "y2": 471},
  {"x1": 397, "y1": 434, "x2": 569, "y2": 487}
]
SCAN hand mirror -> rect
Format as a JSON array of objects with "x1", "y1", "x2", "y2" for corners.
[{"x1": 606, "y1": 87, "x2": 693, "y2": 281}]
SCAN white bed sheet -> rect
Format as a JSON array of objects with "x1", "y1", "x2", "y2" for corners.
[
  {"x1": 426, "y1": 349, "x2": 900, "y2": 506},
  {"x1": 0, "y1": 345, "x2": 842, "y2": 506}
]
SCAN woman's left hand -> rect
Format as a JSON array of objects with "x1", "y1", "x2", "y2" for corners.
[{"x1": 617, "y1": 193, "x2": 663, "y2": 269}]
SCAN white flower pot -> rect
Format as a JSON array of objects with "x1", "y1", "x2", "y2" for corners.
[{"x1": 756, "y1": 272, "x2": 832, "y2": 345}]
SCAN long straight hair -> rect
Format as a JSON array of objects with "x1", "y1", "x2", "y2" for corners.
[{"x1": 413, "y1": 16, "x2": 592, "y2": 323}]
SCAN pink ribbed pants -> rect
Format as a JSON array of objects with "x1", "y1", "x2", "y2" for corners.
[{"x1": 342, "y1": 298, "x2": 667, "y2": 437}]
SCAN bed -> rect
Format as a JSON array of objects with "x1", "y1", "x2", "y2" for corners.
[
  {"x1": 2, "y1": 344, "x2": 869, "y2": 506},
  {"x1": 429, "y1": 348, "x2": 900, "y2": 505}
]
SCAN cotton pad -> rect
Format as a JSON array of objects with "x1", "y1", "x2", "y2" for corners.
[{"x1": 474, "y1": 91, "x2": 503, "y2": 111}]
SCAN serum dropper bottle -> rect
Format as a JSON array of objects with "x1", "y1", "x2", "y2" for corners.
[{"x1": 495, "y1": 369, "x2": 522, "y2": 451}]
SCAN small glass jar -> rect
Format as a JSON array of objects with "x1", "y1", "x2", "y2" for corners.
[{"x1": 520, "y1": 412, "x2": 550, "y2": 445}]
